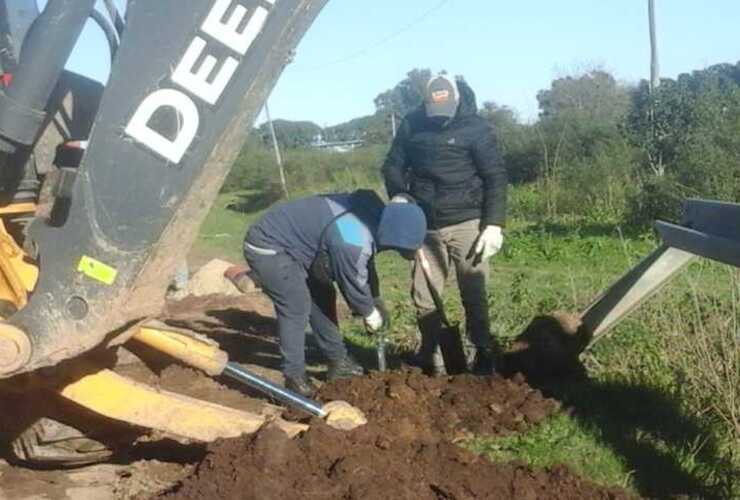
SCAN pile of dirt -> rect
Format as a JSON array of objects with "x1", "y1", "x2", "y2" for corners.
[
  {"x1": 316, "y1": 370, "x2": 560, "y2": 441},
  {"x1": 499, "y1": 312, "x2": 591, "y2": 378},
  {"x1": 161, "y1": 371, "x2": 632, "y2": 499}
]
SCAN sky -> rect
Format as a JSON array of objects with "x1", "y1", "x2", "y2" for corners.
[{"x1": 46, "y1": 0, "x2": 740, "y2": 126}]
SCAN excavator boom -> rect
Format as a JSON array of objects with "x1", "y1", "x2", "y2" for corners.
[{"x1": 0, "y1": 0, "x2": 328, "y2": 378}]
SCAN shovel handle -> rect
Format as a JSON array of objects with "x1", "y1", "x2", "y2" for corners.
[{"x1": 418, "y1": 249, "x2": 453, "y2": 328}]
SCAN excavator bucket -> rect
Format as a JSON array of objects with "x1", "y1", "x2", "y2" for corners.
[{"x1": 501, "y1": 199, "x2": 740, "y2": 377}]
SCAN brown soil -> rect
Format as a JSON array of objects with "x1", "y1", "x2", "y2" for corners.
[
  {"x1": 317, "y1": 370, "x2": 560, "y2": 441},
  {"x1": 162, "y1": 371, "x2": 632, "y2": 500},
  {"x1": 499, "y1": 312, "x2": 591, "y2": 378},
  {"x1": 163, "y1": 426, "x2": 631, "y2": 500}
]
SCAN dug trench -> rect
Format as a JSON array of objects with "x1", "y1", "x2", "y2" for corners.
[{"x1": 0, "y1": 293, "x2": 630, "y2": 499}]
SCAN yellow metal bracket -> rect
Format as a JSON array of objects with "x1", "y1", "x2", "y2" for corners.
[
  {"x1": 58, "y1": 365, "x2": 307, "y2": 442},
  {"x1": 0, "y1": 218, "x2": 38, "y2": 312}
]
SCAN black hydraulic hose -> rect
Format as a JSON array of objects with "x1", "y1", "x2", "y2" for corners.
[
  {"x1": 222, "y1": 363, "x2": 327, "y2": 418},
  {"x1": 89, "y1": 9, "x2": 118, "y2": 61},
  {"x1": 7, "y1": 0, "x2": 97, "y2": 112},
  {"x1": 0, "y1": 0, "x2": 96, "y2": 151}
]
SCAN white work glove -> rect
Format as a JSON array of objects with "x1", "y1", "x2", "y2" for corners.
[
  {"x1": 473, "y1": 225, "x2": 504, "y2": 263},
  {"x1": 363, "y1": 308, "x2": 384, "y2": 334}
]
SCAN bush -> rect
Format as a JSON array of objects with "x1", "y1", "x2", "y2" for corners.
[
  {"x1": 224, "y1": 138, "x2": 387, "y2": 202},
  {"x1": 625, "y1": 175, "x2": 686, "y2": 229},
  {"x1": 557, "y1": 140, "x2": 639, "y2": 222}
]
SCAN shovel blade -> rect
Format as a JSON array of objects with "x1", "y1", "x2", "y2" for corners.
[{"x1": 438, "y1": 324, "x2": 467, "y2": 375}]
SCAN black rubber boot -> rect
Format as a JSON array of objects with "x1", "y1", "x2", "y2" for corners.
[
  {"x1": 327, "y1": 355, "x2": 364, "y2": 381},
  {"x1": 284, "y1": 375, "x2": 318, "y2": 398},
  {"x1": 400, "y1": 350, "x2": 446, "y2": 377},
  {"x1": 415, "y1": 312, "x2": 449, "y2": 376},
  {"x1": 472, "y1": 348, "x2": 496, "y2": 376}
]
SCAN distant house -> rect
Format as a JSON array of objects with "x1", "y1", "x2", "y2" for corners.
[{"x1": 311, "y1": 134, "x2": 363, "y2": 153}]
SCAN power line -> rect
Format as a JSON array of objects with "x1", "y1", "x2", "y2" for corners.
[{"x1": 298, "y1": 0, "x2": 452, "y2": 71}]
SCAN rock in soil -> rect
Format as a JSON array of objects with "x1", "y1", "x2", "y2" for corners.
[{"x1": 160, "y1": 370, "x2": 633, "y2": 500}]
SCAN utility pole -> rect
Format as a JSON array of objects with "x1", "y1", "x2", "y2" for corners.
[
  {"x1": 264, "y1": 100, "x2": 289, "y2": 198},
  {"x1": 647, "y1": 0, "x2": 663, "y2": 175},
  {"x1": 648, "y1": 0, "x2": 660, "y2": 91}
]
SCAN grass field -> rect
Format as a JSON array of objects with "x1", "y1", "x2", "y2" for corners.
[{"x1": 196, "y1": 190, "x2": 739, "y2": 499}]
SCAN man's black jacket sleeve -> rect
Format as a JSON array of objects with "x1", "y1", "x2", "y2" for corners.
[
  {"x1": 471, "y1": 123, "x2": 508, "y2": 227},
  {"x1": 382, "y1": 118, "x2": 410, "y2": 198}
]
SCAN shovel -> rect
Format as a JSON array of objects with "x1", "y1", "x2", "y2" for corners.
[{"x1": 418, "y1": 250, "x2": 468, "y2": 375}]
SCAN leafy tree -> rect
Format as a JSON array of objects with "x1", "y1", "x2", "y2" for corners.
[
  {"x1": 258, "y1": 120, "x2": 321, "y2": 149},
  {"x1": 627, "y1": 61, "x2": 740, "y2": 174},
  {"x1": 537, "y1": 70, "x2": 630, "y2": 123},
  {"x1": 531, "y1": 70, "x2": 633, "y2": 215},
  {"x1": 481, "y1": 102, "x2": 540, "y2": 184},
  {"x1": 374, "y1": 68, "x2": 433, "y2": 117}
]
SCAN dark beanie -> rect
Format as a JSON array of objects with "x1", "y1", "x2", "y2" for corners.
[{"x1": 376, "y1": 203, "x2": 427, "y2": 251}]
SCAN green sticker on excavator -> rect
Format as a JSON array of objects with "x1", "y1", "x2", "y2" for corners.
[{"x1": 77, "y1": 256, "x2": 118, "y2": 285}]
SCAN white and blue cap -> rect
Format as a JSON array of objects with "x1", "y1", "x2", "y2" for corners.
[{"x1": 425, "y1": 74, "x2": 460, "y2": 119}]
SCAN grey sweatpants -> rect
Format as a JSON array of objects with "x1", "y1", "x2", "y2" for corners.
[{"x1": 412, "y1": 218, "x2": 492, "y2": 362}]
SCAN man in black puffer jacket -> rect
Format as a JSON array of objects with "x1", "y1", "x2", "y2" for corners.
[{"x1": 382, "y1": 74, "x2": 508, "y2": 375}]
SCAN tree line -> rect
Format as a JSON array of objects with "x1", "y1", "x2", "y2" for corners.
[{"x1": 231, "y1": 62, "x2": 740, "y2": 228}]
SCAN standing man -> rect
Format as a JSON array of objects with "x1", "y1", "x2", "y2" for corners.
[
  {"x1": 244, "y1": 190, "x2": 426, "y2": 397},
  {"x1": 382, "y1": 74, "x2": 508, "y2": 375}
]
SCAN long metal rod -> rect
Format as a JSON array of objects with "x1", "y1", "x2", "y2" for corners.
[
  {"x1": 376, "y1": 335, "x2": 387, "y2": 372},
  {"x1": 223, "y1": 363, "x2": 327, "y2": 418}
]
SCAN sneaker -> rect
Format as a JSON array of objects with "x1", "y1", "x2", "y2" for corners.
[
  {"x1": 284, "y1": 375, "x2": 318, "y2": 398},
  {"x1": 327, "y1": 355, "x2": 365, "y2": 381}
]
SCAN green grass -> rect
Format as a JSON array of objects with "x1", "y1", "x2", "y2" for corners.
[
  {"x1": 197, "y1": 191, "x2": 268, "y2": 262},
  {"x1": 467, "y1": 414, "x2": 630, "y2": 490},
  {"x1": 195, "y1": 191, "x2": 739, "y2": 499}
]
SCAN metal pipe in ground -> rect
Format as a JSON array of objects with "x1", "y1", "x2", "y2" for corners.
[{"x1": 223, "y1": 363, "x2": 327, "y2": 418}]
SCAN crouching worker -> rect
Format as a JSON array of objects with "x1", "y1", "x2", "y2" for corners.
[{"x1": 244, "y1": 190, "x2": 427, "y2": 397}]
